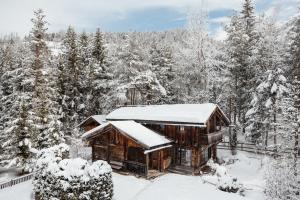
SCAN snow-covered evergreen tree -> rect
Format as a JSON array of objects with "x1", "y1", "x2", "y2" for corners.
[
  {"x1": 247, "y1": 68, "x2": 288, "y2": 147},
  {"x1": 30, "y1": 9, "x2": 64, "y2": 149},
  {"x1": 88, "y1": 28, "x2": 112, "y2": 115},
  {"x1": 12, "y1": 100, "x2": 33, "y2": 173},
  {"x1": 246, "y1": 17, "x2": 286, "y2": 146},
  {"x1": 226, "y1": 0, "x2": 258, "y2": 136},
  {"x1": 60, "y1": 26, "x2": 81, "y2": 136},
  {"x1": 77, "y1": 31, "x2": 91, "y2": 119},
  {"x1": 150, "y1": 42, "x2": 176, "y2": 103}
]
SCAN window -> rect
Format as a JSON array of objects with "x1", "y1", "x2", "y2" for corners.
[
  {"x1": 180, "y1": 126, "x2": 185, "y2": 132},
  {"x1": 201, "y1": 147, "x2": 212, "y2": 165}
]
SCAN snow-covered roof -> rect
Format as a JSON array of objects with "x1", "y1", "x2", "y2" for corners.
[
  {"x1": 82, "y1": 121, "x2": 172, "y2": 149},
  {"x1": 106, "y1": 103, "x2": 229, "y2": 125},
  {"x1": 79, "y1": 115, "x2": 106, "y2": 127}
]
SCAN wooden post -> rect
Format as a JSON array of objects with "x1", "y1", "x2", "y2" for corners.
[
  {"x1": 212, "y1": 144, "x2": 217, "y2": 160},
  {"x1": 145, "y1": 154, "x2": 149, "y2": 177}
]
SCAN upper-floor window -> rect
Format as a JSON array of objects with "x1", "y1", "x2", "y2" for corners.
[{"x1": 180, "y1": 126, "x2": 185, "y2": 132}]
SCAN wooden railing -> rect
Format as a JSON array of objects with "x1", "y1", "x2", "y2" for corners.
[
  {"x1": 0, "y1": 173, "x2": 34, "y2": 190},
  {"x1": 199, "y1": 131, "x2": 223, "y2": 145},
  {"x1": 218, "y1": 142, "x2": 300, "y2": 157}
]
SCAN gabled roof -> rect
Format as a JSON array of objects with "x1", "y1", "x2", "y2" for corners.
[
  {"x1": 81, "y1": 121, "x2": 172, "y2": 149},
  {"x1": 79, "y1": 115, "x2": 106, "y2": 127},
  {"x1": 106, "y1": 103, "x2": 229, "y2": 125}
]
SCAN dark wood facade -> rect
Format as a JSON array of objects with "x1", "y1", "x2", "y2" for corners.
[
  {"x1": 85, "y1": 124, "x2": 172, "y2": 177},
  {"x1": 81, "y1": 106, "x2": 229, "y2": 176}
]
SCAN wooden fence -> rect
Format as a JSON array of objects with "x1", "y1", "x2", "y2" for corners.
[
  {"x1": 0, "y1": 173, "x2": 34, "y2": 190},
  {"x1": 218, "y1": 142, "x2": 300, "y2": 157}
]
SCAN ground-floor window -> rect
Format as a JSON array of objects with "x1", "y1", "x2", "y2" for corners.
[{"x1": 201, "y1": 147, "x2": 212, "y2": 165}]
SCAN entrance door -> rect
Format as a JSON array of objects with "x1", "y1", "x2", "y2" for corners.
[{"x1": 176, "y1": 148, "x2": 192, "y2": 167}]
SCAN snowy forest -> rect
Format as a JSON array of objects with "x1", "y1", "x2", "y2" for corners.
[{"x1": 0, "y1": 0, "x2": 299, "y2": 199}]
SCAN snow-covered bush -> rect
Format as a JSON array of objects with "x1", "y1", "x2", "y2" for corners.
[
  {"x1": 207, "y1": 160, "x2": 244, "y2": 193},
  {"x1": 34, "y1": 144, "x2": 113, "y2": 200}
]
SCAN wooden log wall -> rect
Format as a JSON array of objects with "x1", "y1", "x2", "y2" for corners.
[
  {"x1": 91, "y1": 128, "x2": 145, "y2": 164},
  {"x1": 83, "y1": 121, "x2": 100, "y2": 132}
]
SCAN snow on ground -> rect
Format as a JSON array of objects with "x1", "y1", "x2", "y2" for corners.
[
  {"x1": 218, "y1": 150, "x2": 266, "y2": 200},
  {"x1": 113, "y1": 173, "x2": 149, "y2": 200},
  {"x1": 128, "y1": 174, "x2": 249, "y2": 200},
  {"x1": 0, "y1": 168, "x2": 18, "y2": 183},
  {"x1": 0, "y1": 180, "x2": 33, "y2": 200},
  {"x1": 0, "y1": 150, "x2": 266, "y2": 200}
]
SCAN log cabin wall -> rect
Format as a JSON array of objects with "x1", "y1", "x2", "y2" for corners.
[
  {"x1": 83, "y1": 121, "x2": 100, "y2": 132},
  {"x1": 88, "y1": 127, "x2": 171, "y2": 176},
  {"x1": 143, "y1": 110, "x2": 224, "y2": 170},
  {"x1": 90, "y1": 128, "x2": 145, "y2": 164}
]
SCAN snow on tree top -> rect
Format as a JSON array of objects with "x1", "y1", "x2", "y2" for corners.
[
  {"x1": 106, "y1": 103, "x2": 228, "y2": 125},
  {"x1": 82, "y1": 121, "x2": 172, "y2": 149}
]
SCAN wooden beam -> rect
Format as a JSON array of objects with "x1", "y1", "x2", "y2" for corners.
[{"x1": 145, "y1": 154, "x2": 149, "y2": 177}]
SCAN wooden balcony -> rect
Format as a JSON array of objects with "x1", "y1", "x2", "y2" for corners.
[{"x1": 199, "y1": 131, "x2": 223, "y2": 145}]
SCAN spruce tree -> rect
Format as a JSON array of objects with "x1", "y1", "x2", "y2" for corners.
[
  {"x1": 78, "y1": 31, "x2": 91, "y2": 119},
  {"x1": 226, "y1": 0, "x2": 258, "y2": 145},
  {"x1": 150, "y1": 42, "x2": 176, "y2": 103},
  {"x1": 14, "y1": 100, "x2": 33, "y2": 174},
  {"x1": 30, "y1": 9, "x2": 64, "y2": 148},
  {"x1": 88, "y1": 28, "x2": 111, "y2": 114},
  {"x1": 60, "y1": 26, "x2": 81, "y2": 136}
]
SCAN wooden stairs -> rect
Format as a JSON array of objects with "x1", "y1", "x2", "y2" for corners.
[{"x1": 168, "y1": 165, "x2": 194, "y2": 175}]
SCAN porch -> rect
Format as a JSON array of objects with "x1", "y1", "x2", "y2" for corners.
[{"x1": 99, "y1": 145, "x2": 173, "y2": 178}]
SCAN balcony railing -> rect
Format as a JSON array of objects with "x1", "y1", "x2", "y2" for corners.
[{"x1": 199, "y1": 131, "x2": 223, "y2": 145}]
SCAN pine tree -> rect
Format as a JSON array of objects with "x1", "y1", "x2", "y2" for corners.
[
  {"x1": 30, "y1": 9, "x2": 64, "y2": 148},
  {"x1": 0, "y1": 38, "x2": 19, "y2": 165},
  {"x1": 289, "y1": 14, "x2": 300, "y2": 79},
  {"x1": 226, "y1": 0, "x2": 258, "y2": 139},
  {"x1": 78, "y1": 31, "x2": 91, "y2": 119},
  {"x1": 247, "y1": 68, "x2": 288, "y2": 147},
  {"x1": 88, "y1": 28, "x2": 111, "y2": 114},
  {"x1": 13, "y1": 100, "x2": 33, "y2": 174},
  {"x1": 1, "y1": 38, "x2": 34, "y2": 168},
  {"x1": 246, "y1": 17, "x2": 285, "y2": 146},
  {"x1": 150, "y1": 42, "x2": 176, "y2": 103},
  {"x1": 60, "y1": 26, "x2": 80, "y2": 136}
]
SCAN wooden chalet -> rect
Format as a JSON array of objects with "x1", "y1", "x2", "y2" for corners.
[{"x1": 81, "y1": 103, "x2": 229, "y2": 177}]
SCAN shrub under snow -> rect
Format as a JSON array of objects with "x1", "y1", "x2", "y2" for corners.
[
  {"x1": 207, "y1": 160, "x2": 244, "y2": 194},
  {"x1": 33, "y1": 144, "x2": 113, "y2": 200}
]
